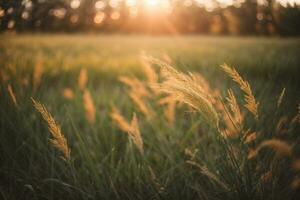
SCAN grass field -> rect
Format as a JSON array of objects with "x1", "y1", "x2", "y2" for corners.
[{"x1": 0, "y1": 35, "x2": 300, "y2": 200}]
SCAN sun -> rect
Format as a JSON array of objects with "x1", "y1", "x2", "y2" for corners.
[{"x1": 145, "y1": 0, "x2": 159, "y2": 7}]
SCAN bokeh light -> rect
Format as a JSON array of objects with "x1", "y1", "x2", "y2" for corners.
[
  {"x1": 94, "y1": 12, "x2": 106, "y2": 24},
  {"x1": 111, "y1": 11, "x2": 120, "y2": 20},
  {"x1": 70, "y1": 0, "x2": 81, "y2": 9},
  {"x1": 95, "y1": 1, "x2": 106, "y2": 10}
]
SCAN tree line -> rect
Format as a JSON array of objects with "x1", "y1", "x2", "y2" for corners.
[{"x1": 0, "y1": 0, "x2": 300, "y2": 35}]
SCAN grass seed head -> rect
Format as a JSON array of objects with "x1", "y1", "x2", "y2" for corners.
[
  {"x1": 33, "y1": 56, "x2": 43, "y2": 91},
  {"x1": 78, "y1": 68, "x2": 88, "y2": 91},
  {"x1": 63, "y1": 88, "x2": 74, "y2": 100},
  {"x1": 164, "y1": 99, "x2": 176, "y2": 126},
  {"x1": 248, "y1": 139, "x2": 292, "y2": 159},
  {"x1": 128, "y1": 113, "x2": 144, "y2": 155},
  {"x1": 83, "y1": 89, "x2": 96, "y2": 124},
  {"x1": 110, "y1": 106, "x2": 132, "y2": 132},
  {"x1": 276, "y1": 116, "x2": 289, "y2": 134},
  {"x1": 111, "y1": 109, "x2": 144, "y2": 155},
  {"x1": 221, "y1": 64, "x2": 259, "y2": 120},
  {"x1": 119, "y1": 76, "x2": 151, "y2": 98},
  {"x1": 156, "y1": 61, "x2": 219, "y2": 128},
  {"x1": 186, "y1": 161, "x2": 229, "y2": 191},
  {"x1": 140, "y1": 55, "x2": 158, "y2": 86},
  {"x1": 162, "y1": 53, "x2": 173, "y2": 64},
  {"x1": 7, "y1": 84, "x2": 18, "y2": 108},
  {"x1": 129, "y1": 92, "x2": 154, "y2": 119},
  {"x1": 260, "y1": 171, "x2": 272, "y2": 183},
  {"x1": 158, "y1": 95, "x2": 177, "y2": 126},
  {"x1": 226, "y1": 89, "x2": 243, "y2": 128},
  {"x1": 244, "y1": 132, "x2": 257, "y2": 144},
  {"x1": 31, "y1": 98, "x2": 70, "y2": 160}
]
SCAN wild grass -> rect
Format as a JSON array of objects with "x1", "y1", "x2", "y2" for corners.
[
  {"x1": 0, "y1": 35, "x2": 300, "y2": 200},
  {"x1": 31, "y1": 98, "x2": 71, "y2": 161}
]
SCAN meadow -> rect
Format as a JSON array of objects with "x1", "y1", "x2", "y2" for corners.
[{"x1": 0, "y1": 35, "x2": 300, "y2": 200}]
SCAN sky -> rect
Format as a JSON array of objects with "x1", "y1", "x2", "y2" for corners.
[
  {"x1": 69, "y1": 0, "x2": 300, "y2": 10},
  {"x1": 63, "y1": 0, "x2": 300, "y2": 17}
]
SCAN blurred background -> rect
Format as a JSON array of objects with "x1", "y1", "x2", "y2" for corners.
[{"x1": 0, "y1": 0, "x2": 300, "y2": 36}]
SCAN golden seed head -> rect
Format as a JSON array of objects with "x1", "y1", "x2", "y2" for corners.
[
  {"x1": 111, "y1": 108, "x2": 143, "y2": 155},
  {"x1": 154, "y1": 60, "x2": 219, "y2": 128},
  {"x1": 221, "y1": 64, "x2": 259, "y2": 120},
  {"x1": 83, "y1": 89, "x2": 96, "y2": 124},
  {"x1": 128, "y1": 113, "x2": 144, "y2": 155},
  {"x1": 63, "y1": 88, "x2": 74, "y2": 100},
  {"x1": 129, "y1": 92, "x2": 154, "y2": 119},
  {"x1": 248, "y1": 139, "x2": 292, "y2": 159},
  {"x1": 110, "y1": 106, "x2": 132, "y2": 133},
  {"x1": 33, "y1": 56, "x2": 43, "y2": 91},
  {"x1": 31, "y1": 98, "x2": 70, "y2": 160},
  {"x1": 244, "y1": 132, "x2": 257, "y2": 144},
  {"x1": 78, "y1": 68, "x2": 88, "y2": 91}
]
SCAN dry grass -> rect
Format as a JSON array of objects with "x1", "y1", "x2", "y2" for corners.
[
  {"x1": 260, "y1": 171, "x2": 272, "y2": 183},
  {"x1": 119, "y1": 76, "x2": 150, "y2": 98},
  {"x1": 110, "y1": 108, "x2": 143, "y2": 154},
  {"x1": 1, "y1": 36, "x2": 299, "y2": 200},
  {"x1": 186, "y1": 161, "x2": 229, "y2": 191},
  {"x1": 33, "y1": 56, "x2": 43, "y2": 91},
  {"x1": 276, "y1": 116, "x2": 289, "y2": 134},
  {"x1": 277, "y1": 88, "x2": 286, "y2": 108},
  {"x1": 78, "y1": 68, "x2": 88, "y2": 91},
  {"x1": 83, "y1": 89, "x2": 96, "y2": 125},
  {"x1": 158, "y1": 96, "x2": 176, "y2": 126},
  {"x1": 128, "y1": 113, "x2": 144, "y2": 155},
  {"x1": 221, "y1": 64, "x2": 259, "y2": 120},
  {"x1": 63, "y1": 88, "x2": 74, "y2": 100},
  {"x1": 140, "y1": 55, "x2": 158, "y2": 89},
  {"x1": 244, "y1": 132, "x2": 257, "y2": 144},
  {"x1": 7, "y1": 84, "x2": 18, "y2": 108},
  {"x1": 151, "y1": 59, "x2": 219, "y2": 128},
  {"x1": 129, "y1": 92, "x2": 154, "y2": 119},
  {"x1": 110, "y1": 106, "x2": 132, "y2": 133},
  {"x1": 118, "y1": 74, "x2": 154, "y2": 119},
  {"x1": 248, "y1": 139, "x2": 292, "y2": 159},
  {"x1": 31, "y1": 98, "x2": 70, "y2": 160},
  {"x1": 226, "y1": 89, "x2": 243, "y2": 129},
  {"x1": 148, "y1": 166, "x2": 166, "y2": 194}
]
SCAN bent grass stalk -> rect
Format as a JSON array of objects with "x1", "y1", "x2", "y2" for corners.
[
  {"x1": 277, "y1": 88, "x2": 286, "y2": 108},
  {"x1": 248, "y1": 139, "x2": 292, "y2": 160}
]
